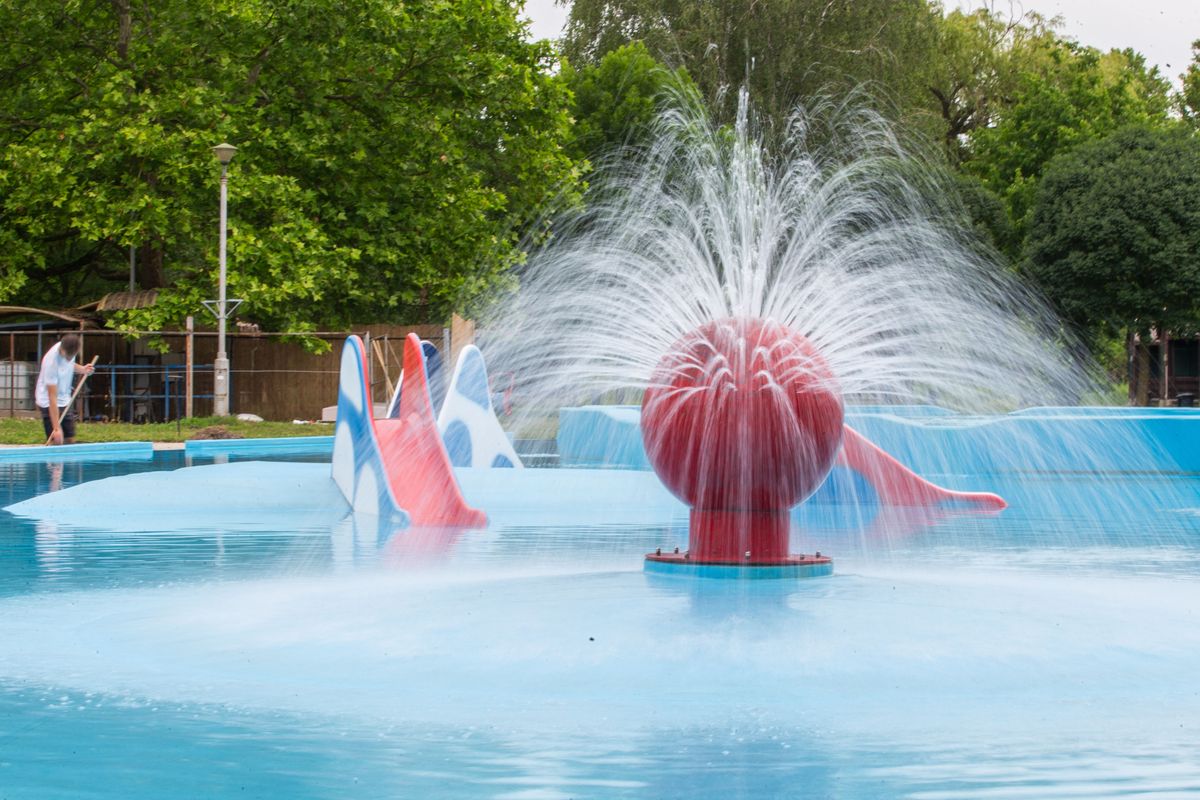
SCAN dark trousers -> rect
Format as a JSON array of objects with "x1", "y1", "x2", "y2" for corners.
[{"x1": 39, "y1": 406, "x2": 76, "y2": 440}]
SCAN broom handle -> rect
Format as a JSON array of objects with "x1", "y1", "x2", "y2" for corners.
[{"x1": 45, "y1": 355, "x2": 99, "y2": 445}]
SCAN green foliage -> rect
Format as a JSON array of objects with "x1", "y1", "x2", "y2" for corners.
[
  {"x1": 556, "y1": 1, "x2": 1178, "y2": 272},
  {"x1": 560, "y1": 0, "x2": 943, "y2": 140},
  {"x1": 924, "y1": 6, "x2": 1060, "y2": 162},
  {"x1": 1181, "y1": 40, "x2": 1200, "y2": 125},
  {"x1": 951, "y1": 171, "x2": 1018, "y2": 258},
  {"x1": 1024, "y1": 125, "x2": 1200, "y2": 342},
  {"x1": 0, "y1": 0, "x2": 582, "y2": 332},
  {"x1": 562, "y1": 42, "x2": 695, "y2": 161},
  {"x1": 965, "y1": 42, "x2": 1173, "y2": 242}
]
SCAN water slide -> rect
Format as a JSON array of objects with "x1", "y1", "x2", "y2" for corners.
[
  {"x1": 332, "y1": 334, "x2": 484, "y2": 526},
  {"x1": 436, "y1": 345, "x2": 523, "y2": 470},
  {"x1": 838, "y1": 425, "x2": 1005, "y2": 509}
]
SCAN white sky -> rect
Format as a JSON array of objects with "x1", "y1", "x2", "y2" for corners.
[
  {"x1": 522, "y1": 0, "x2": 1200, "y2": 83},
  {"x1": 522, "y1": 0, "x2": 569, "y2": 43}
]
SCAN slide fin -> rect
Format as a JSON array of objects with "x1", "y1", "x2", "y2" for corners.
[
  {"x1": 437, "y1": 345, "x2": 524, "y2": 469},
  {"x1": 384, "y1": 339, "x2": 445, "y2": 420},
  {"x1": 422, "y1": 340, "x2": 446, "y2": 412}
]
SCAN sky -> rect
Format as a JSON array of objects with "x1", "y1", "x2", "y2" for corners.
[{"x1": 521, "y1": 0, "x2": 1200, "y2": 83}]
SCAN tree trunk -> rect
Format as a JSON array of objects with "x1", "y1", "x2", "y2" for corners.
[
  {"x1": 112, "y1": 0, "x2": 132, "y2": 61},
  {"x1": 137, "y1": 241, "x2": 166, "y2": 289}
]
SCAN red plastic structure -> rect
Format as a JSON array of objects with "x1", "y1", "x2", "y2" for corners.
[
  {"x1": 374, "y1": 334, "x2": 487, "y2": 527},
  {"x1": 641, "y1": 318, "x2": 844, "y2": 564},
  {"x1": 838, "y1": 425, "x2": 1006, "y2": 509},
  {"x1": 640, "y1": 317, "x2": 1007, "y2": 570}
]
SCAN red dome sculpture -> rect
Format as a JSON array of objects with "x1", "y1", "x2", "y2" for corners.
[{"x1": 641, "y1": 318, "x2": 843, "y2": 565}]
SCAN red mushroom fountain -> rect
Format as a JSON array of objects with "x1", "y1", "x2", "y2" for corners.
[{"x1": 641, "y1": 318, "x2": 842, "y2": 577}]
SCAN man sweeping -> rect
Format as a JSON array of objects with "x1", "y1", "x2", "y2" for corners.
[{"x1": 35, "y1": 334, "x2": 95, "y2": 445}]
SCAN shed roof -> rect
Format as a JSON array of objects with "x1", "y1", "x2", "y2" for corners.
[{"x1": 76, "y1": 290, "x2": 160, "y2": 313}]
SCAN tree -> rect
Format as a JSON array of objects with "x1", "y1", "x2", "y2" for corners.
[
  {"x1": 964, "y1": 42, "x2": 1173, "y2": 242},
  {"x1": 562, "y1": 42, "x2": 696, "y2": 162},
  {"x1": 559, "y1": 0, "x2": 942, "y2": 141},
  {"x1": 951, "y1": 171, "x2": 1018, "y2": 258},
  {"x1": 1181, "y1": 40, "x2": 1200, "y2": 125},
  {"x1": 0, "y1": 0, "x2": 582, "y2": 334},
  {"x1": 1024, "y1": 125, "x2": 1200, "y2": 352},
  {"x1": 924, "y1": 5, "x2": 1060, "y2": 162}
]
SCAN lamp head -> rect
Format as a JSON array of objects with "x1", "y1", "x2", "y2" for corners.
[{"x1": 212, "y1": 142, "x2": 238, "y2": 166}]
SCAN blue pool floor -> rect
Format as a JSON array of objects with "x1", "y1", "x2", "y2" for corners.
[{"x1": 2, "y1": 452, "x2": 1200, "y2": 798}]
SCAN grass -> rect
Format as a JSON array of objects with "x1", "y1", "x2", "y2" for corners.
[{"x1": 0, "y1": 416, "x2": 332, "y2": 445}]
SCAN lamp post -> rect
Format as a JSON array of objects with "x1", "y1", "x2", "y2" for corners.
[{"x1": 211, "y1": 142, "x2": 237, "y2": 417}]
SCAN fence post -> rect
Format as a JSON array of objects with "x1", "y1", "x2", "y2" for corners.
[
  {"x1": 185, "y1": 316, "x2": 194, "y2": 418},
  {"x1": 78, "y1": 328, "x2": 86, "y2": 420},
  {"x1": 8, "y1": 333, "x2": 14, "y2": 418},
  {"x1": 450, "y1": 314, "x2": 475, "y2": 366},
  {"x1": 364, "y1": 331, "x2": 372, "y2": 406}
]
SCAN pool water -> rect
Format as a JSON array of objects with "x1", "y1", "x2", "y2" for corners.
[{"x1": 2, "y1": 453, "x2": 1200, "y2": 798}]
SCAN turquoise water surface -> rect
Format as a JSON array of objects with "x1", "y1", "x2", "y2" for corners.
[{"x1": 2, "y1": 451, "x2": 1200, "y2": 798}]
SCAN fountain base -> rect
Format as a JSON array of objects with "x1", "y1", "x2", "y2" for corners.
[{"x1": 644, "y1": 550, "x2": 833, "y2": 580}]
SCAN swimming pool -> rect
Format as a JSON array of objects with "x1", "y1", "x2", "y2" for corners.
[{"x1": 2, "y1": 451, "x2": 1200, "y2": 798}]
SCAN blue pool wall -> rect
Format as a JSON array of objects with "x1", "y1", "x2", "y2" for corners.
[
  {"x1": 0, "y1": 441, "x2": 154, "y2": 463},
  {"x1": 184, "y1": 435, "x2": 334, "y2": 457},
  {"x1": 557, "y1": 406, "x2": 648, "y2": 469},
  {"x1": 557, "y1": 405, "x2": 1200, "y2": 474}
]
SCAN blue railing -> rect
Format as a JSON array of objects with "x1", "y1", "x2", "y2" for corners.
[{"x1": 99, "y1": 364, "x2": 217, "y2": 422}]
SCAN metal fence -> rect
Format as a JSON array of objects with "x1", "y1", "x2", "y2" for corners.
[{"x1": 2, "y1": 324, "x2": 447, "y2": 422}]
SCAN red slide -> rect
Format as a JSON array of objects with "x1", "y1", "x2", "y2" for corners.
[
  {"x1": 837, "y1": 425, "x2": 1006, "y2": 509},
  {"x1": 373, "y1": 334, "x2": 487, "y2": 527}
]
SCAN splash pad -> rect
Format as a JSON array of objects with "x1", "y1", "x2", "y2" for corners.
[
  {"x1": 4, "y1": 95, "x2": 1200, "y2": 798},
  {"x1": 9, "y1": 96, "x2": 1024, "y2": 578}
]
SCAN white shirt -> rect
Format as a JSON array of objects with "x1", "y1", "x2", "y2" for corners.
[{"x1": 35, "y1": 342, "x2": 77, "y2": 409}]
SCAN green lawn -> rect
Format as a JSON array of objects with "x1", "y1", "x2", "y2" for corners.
[{"x1": 0, "y1": 416, "x2": 332, "y2": 445}]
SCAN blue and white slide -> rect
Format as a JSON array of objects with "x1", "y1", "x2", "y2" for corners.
[
  {"x1": 437, "y1": 345, "x2": 523, "y2": 469},
  {"x1": 331, "y1": 336, "x2": 410, "y2": 522}
]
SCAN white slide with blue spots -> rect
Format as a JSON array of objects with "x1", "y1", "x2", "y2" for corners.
[
  {"x1": 331, "y1": 336, "x2": 410, "y2": 522},
  {"x1": 437, "y1": 345, "x2": 523, "y2": 469}
]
